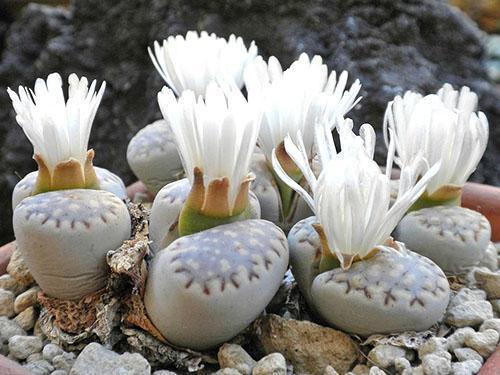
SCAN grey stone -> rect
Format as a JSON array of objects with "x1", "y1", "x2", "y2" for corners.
[
  {"x1": 51, "y1": 371, "x2": 68, "y2": 375},
  {"x1": 449, "y1": 288, "x2": 487, "y2": 309},
  {"x1": 42, "y1": 343, "x2": 64, "y2": 362},
  {"x1": 463, "y1": 329, "x2": 500, "y2": 357},
  {"x1": 450, "y1": 360, "x2": 482, "y2": 375},
  {"x1": 446, "y1": 327, "x2": 475, "y2": 351},
  {"x1": 445, "y1": 300, "x2": 493, "y2": 327},
  {"x1": 252, "y1": 353, "x2": 286, "y2": 375},
  {"x1": 8, "y1": 335, "x2": 43, "y2": 360},
  {"x1": 453, "y1": 348, "x2": 484, "y2": 364},
  {"x1": 368, "y1": 344, "x2": 410, "y2": 368},
  {"x1": 152, "y1": 371, "x2": 177, "y2": 375},
  {"x1": 52, "y1": 352, "x2": 76, "y2": 371},
  {"x1": 421, "y1": 353, "x2": 451, "y2": 375},
  {"x1": 0, "y1": 0, "x2": 499, "y2": 245},
  {"x1": 480, "y1": 318, "x2": 500, "y2": 335},
  {"x1": 218, "y1": 343, "x2": 256, "y2": 375},
  {"x1": 69, "y1": 342, "x2": 150, "y2": 375},
  {"x1": 368, "y1": 367, "x2": 385, "y2": 375},
  {"x1": 0, "y1": 316, "x2": 26, "y2": 343},
  {"x1": 214, "y1": 369, "x2": 242, "y2": 375},
  {"x1": 0, "y1": 288, "x2": 15, "y2": 317},
  {"x1": 24, "y1": 359, "x2": 54, "y2": 375}
]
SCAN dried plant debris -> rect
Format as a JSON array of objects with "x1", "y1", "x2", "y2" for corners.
[
  {"x1": 120, "y1": 327, "x2": 217, "y2": 372},
  {"x1": 362, "y1": 329, "x2": 439, "y2": 350}
]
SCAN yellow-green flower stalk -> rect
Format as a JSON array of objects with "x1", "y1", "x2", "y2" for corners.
[
  {"x1": 157, "y1": 82, "x2": 261, "y2": 236},
  {"x1": 244, "y1": 53, "x2": 362, "y2": 223},
  {"x1": 8, "y1": 73, "x2": 106, "y2": 194},
  {"x1": 384, "y1": 84, "x2": 489, "y2": 210}
]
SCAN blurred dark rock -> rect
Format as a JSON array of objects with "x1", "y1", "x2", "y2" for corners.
[{"x1": 0, "y1": 0, "x2": 499, "y2": 244}]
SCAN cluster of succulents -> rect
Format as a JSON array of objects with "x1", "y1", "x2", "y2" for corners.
[{"x1": 8, "y1": 30, "x2": 492, "y2": 352}]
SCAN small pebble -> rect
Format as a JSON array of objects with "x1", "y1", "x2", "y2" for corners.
[
  {"x1": 351, "y1": 364, "x2": 370, "y2": 375},
  {"x1": 418, "y1": 337, "x2": 447, "y2": 357},
  {"x1": 446, "y1": 327, "x2": 475, "y2": 351},
  {"x1": 479, "y1": 318, "x2": 500, "y2": 335},
  {"x1": 52, "y1": 352, "x2": 76, "y2": 370},
  {"x1": 24, "y1": 359, "x2": 54, "y2": 375},
  {"x1": 368, "y1": 344, "x2": 410, "y2": 368},
  {"x1": 8, "y1": 335, "x2": 43, "y2": 360},
  {"x1": 446, "y1": 300, "x2": 493, "y2": 327},
  {"x1": 0, "y1": 288, "x2": 15, "y2": 317},
  {"x1": 27, "y1": 352, "x2": 43, "y2": 362},
  {"x1": 408, "y1": 365, "x2": 424, "y2": 375},
  {"x1": 152, "y1": 371, "x2": 178, "y2": 375},
  {"x1": 252, "y1": 353, "x2": 286, "y2": 375},
  {"x1": 0, "y1": 316, "x2": 26, "y2": 343},
  {"x1": 421, "y1": 353, "x2": 451, "y2": 375},
  {"x1": 394, "y1": 357, "x2": 411, "y2": 373},
  {"x1": 450, "y1": 359, "x2": 482, "y2": 375},
  {"x1": 453, "y1": 348, "x2": 483, "y2": 364},
  {"x1": 490, "y1": 299, "x2": 500, "y2": 313},
  {"x1": 323, "y1": 365, "x2": 339, "y2": 375},
  {"x1": 14, "y1": 286, "x2": 39, "y2": 314},
  {"x1": 464, "y1": 329, "x2": 500, "y2": 357},
  {"x1": 217, "y1": 343, "x2": 256, "y2": 375},
  {"x1": 43, "y1": 344, "x2": 64, "y2": 362},
  {"x1": 214, "y1": 369, "x2": 241, "y2": 375},
  {"x1": 474, "y1": 269, "x2": 500, "y2": 299},
  {"x1": 0, "y1": 274, "x2": 23, "y2": 294},
  {"x1": 14, "y1": 306, "x2": 36, "y2": 331},
  {"x1": 449, "y1": 288, "x2": 486, "y2": 308},
  {"x1": 368, "y1": 367, "x2": 384, "y2": 375}
]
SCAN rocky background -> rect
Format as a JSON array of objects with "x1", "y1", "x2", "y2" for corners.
[{"x1": 0, "y1": 0, "x2": 499, "y2": 244}]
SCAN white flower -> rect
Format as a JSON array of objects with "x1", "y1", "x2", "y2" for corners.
[
  {"x1": 244, "y1": 53, "x2": 362, "y2": 161},
  {"x1": 272, "y1": 119, "x2": 440, "y2": 268},
  {"x1": 157, "y1": 82, "x2": 261, "y2": 212},
  {"x1": 383, "y1": 84, "x2": 488, "y2": 195},
  {"x1": 149, "y1": 31, "x2": 258, "y2": 97},
  {"x1": 7, "y1": 73, "x2": 106, "y2": 174}
]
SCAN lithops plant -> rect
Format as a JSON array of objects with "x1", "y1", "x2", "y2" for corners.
[
  {"x1": 126, "y1": 120, "x2": 183, "y2": 195},
  {"x1": 384, "y1": 83, "x2": 488, "y2": 209},
  {"x1": 13, "y1": 189, "x2": 130, "y2": 299},
  {"x1": 275, "y1": 119, "x2": 450, "y2": 336},
  {"x1": 127, "y1": 31, "x2": 257, "y2": 194},
  {"x1": 12, "y1": 166, "x2": 126, "y2": 209},
  {"x1": 144, "y1": 82, "x2": 289, "y2": 350},
  {"x1": 394, "y1": 206, "x2": 491, "y2": 274},
  {"x1": 9, "y1": 73, "x2": 127, "y2": 207},
  {"x1": 244, "y1": 53, "x2": 362, "y2": 231},
  {"x1": 9, "y1": 73, "x2": 131, "y2": 300},
  {"x1": 386, "y1": 84, "x2": 491, "y2": 274},
  {"x1": 148, "y1": 83, "x2": 262, "y2": 251}
]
